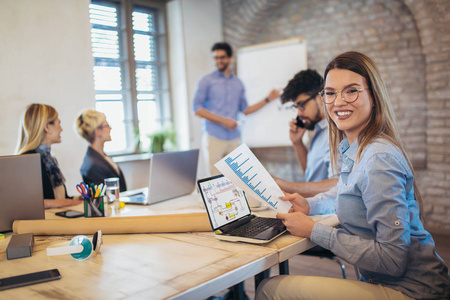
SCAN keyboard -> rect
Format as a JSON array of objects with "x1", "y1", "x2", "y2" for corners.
[
  {"x1": 228, "y1": 217, "x2": 282, "y2": 238},
  {"x1": 121, "y1": 193, "x2": 147, "y2": 204}
]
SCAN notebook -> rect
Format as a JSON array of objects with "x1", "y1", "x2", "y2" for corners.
[
  {"x1": 120, "y1": 149, "x2": 199, "y2": 205},
  {"x1": 0, "y1": 154, "x2": 45, "y2": 232},
  {"x1": 197, "y1": 174, "x2": 286, "y2": 244}
]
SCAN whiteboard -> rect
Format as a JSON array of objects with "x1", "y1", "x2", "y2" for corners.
[{"x1": 237, "y1": 38, "x2": 307, "y2": 147}]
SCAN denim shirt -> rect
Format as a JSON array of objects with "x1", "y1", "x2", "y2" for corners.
[
  {"x1": 305, "y1": 119, "x2": 335, "y2": 182},
  {"x1": 309, "y1": 138, "x2": 450, "y2": 299},
  {"x1": 192, "y1": 70, "x2": 248, "y2": 140}
]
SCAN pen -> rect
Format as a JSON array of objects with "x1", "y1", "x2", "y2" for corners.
[
  {"x1": 90, "y1": 184, "x2": 96, "y2": 197},
  {"x1": 97, "y1": 183, "x2": 104, "y2": 194},
  {"x1": 89, "y1": 201, "x2": 102, "y2": 217},
  {"x1": 100, "y1": 184, "x2": 106, "y2": 196}
]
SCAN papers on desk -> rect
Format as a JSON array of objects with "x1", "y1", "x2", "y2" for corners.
[{"x1": 215, "y1": 144, "x2": 291, "y2": 214}]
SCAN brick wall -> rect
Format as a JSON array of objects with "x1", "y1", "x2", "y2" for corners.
[
  {"x1": 404, "y1": 0, "x2": 450, "y2": 230},
  {"x1": 222, "y1": 0, "x2": 450, "y2": 231}
]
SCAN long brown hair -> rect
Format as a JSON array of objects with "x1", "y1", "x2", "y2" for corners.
[
  {"x1": 16, "y1": 103, "x2": 58, "y2": 154},
  {"x1": 323, "y1": 51, "x2": 423, "y2": 217}
]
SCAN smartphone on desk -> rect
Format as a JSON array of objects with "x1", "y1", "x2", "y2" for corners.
[
  {"x1": 0, "y1": 269, "x2": 61, "y2": 291},
  {"x1": 55, "y1": 210, "x2": 84, "y2": 218},
  {"x1": 295, "y1": 116, "x2": 305, "y2": 128}
]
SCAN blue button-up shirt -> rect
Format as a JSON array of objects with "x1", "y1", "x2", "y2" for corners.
[
  {"x1": 305, "y1": 119, "x2": 335, "y2": 182},
  {"x1": 308, "y1": 138, "x2": 450, "y2": 299},
  {"x1": 192, "y1": 70, "x2": 248, "y2": 141}
]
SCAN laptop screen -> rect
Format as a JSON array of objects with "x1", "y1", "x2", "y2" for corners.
[
  {"x1": 0, "y1": 154, "x2": 45, "y2": 232},
  {"x1": 148, "y1": 149, "x2": 199, "y2": 203},
  {"x1": 198, "y1": 175, "x2": 251, "y2": 230}
]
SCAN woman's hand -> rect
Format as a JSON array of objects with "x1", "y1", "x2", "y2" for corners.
[
  {"x1": 44, "y1": 199, "x2": 83, "y2": 209},
  {"x1": 277, "y1": 211, "x2": 316, "y2": 238},
  {"x1": 280, "y1": 192, "x2": 309, "y2": 215}
]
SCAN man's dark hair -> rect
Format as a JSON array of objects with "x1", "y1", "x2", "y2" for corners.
[
  {"x1": 281, "y1": 69, "x2": 323, "y2": 104},
  {"x1": 211, "y1": 42, "x2": 233, "y2": 57}
]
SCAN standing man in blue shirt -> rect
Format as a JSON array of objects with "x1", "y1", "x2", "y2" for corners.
[
  {"x1": 193, "y1": 42, "x2": 279, "y2": 175},
  {"x1": 275, "y1": 69, "x2": 339, "y2": 197}
]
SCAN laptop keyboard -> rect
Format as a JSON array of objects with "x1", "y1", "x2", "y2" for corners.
[
  {"x1": 124, "y1": 193, "x2": 146, "y2": 203},
  {"x1": 228, "y1": 217, "x2": 282, "y2": 238}
]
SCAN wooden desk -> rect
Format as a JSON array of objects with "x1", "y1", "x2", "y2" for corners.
[{"x1": 1, "y1": 193, "x2": 337, "y2": 299}]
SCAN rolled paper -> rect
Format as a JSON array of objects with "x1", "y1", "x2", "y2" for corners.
[{"x1": 13, "y1": 213, "x2": 211, "y2": 235}]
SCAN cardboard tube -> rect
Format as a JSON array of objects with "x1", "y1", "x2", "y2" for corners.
[{"x1": 13, "y1": 213, "x2": 212, "y2": 235}]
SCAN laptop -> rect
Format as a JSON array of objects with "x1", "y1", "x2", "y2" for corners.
[
  {"x1": 120, "y1": 149, "x2": 199, "y2": 205},
  {"x1": 197, "y1": 174, "x2": 286, "y2": 244},
  {"x1": 0, "y1": 154, "x2": 45, "y2": 232}
]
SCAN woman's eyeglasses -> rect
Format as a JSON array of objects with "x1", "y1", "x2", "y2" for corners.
[
  {"x1": 320, "y1": 87, "x2": 368, "y2": 104},
  {"x1": 98, "y1": 123, "x2": 111, "y2": 129}
]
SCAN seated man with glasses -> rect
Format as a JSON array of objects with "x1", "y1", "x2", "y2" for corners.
[
  {"x1": 76, "y1": 109, "x2": 127, "y2": 192},
  {"x1": 275, "y1": 69, "x2": 340, "y2": 197}
]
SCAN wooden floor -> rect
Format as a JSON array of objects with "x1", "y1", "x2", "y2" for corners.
[{"x1": 235, "y1": 232, "x2": 450, "y2": 299}]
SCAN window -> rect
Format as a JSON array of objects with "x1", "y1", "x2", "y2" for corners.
[{"x1": 89, "y1": 0, "x2": 171, "y2": 154}]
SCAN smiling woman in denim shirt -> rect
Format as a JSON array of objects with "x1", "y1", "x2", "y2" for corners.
[{"x1": 256, "y1": 52, "x2": 450, "y2": 300}]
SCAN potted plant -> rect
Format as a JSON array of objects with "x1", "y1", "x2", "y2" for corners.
[{"x1": 148, "y1": 127, "x2": 176, "y2": 153}]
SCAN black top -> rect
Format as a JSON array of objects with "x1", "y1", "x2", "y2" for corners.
[
  {"x1": 23, "y1": 149, "x2": 70, "y2": 199},
  {"x1": 80, "y1": 146, "x2": 127, "y2": 192}
]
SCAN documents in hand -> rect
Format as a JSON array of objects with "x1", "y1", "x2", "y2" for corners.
[{"x1": 215, "y1": 143, "x2": 291, "y2": 213}]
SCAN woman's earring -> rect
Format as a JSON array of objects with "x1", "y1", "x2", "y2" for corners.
[{"x1": 49, "y1": 130, "x2": 52, "y2": 134}]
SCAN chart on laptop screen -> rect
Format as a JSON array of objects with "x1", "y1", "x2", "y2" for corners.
[{"x1": 199, "y1": 177, "x2": 251, "y2": 228}]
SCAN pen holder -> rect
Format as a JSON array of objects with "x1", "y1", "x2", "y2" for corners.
[{"x1": 83, "y1": 197, "x2": 105, "y2": 218}]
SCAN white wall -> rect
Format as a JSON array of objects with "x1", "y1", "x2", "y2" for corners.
[
  {"x1": 0, "y1": 0, "x2": 223, "y2": 193},
  {"x1": 167, "y1": 0, "x2": 223, "y2": 178},
  {"x1": 0, "y1": 0, "x2": 96, "y2": 195},
  {"x1": 167, "y1": 0, "x2": 189, "y2": 149}
]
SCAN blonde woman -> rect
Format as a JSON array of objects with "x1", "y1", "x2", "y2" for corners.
[
  {"x1": 76, "y1": 110, "x2": 127, "y2": 191},
  {"x1": 16, "y1": 103, "x2": 82, "y2": 209},
  {"x1": 256, "y1": 52, "x2": 450, "y2": 299}
]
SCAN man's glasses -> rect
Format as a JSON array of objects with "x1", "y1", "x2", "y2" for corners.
[
  {"x1": 213, "y1": 55, "x2": 229, "y2": 60},
  {"x1": 291, "y1": 95, "x2": 316, "y2": 111},
  {"x1": 320, "y1": 87, "x2": 368, "y2": 104}
]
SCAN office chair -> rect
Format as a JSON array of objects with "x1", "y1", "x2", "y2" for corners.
[{"x1": 300, "y1": 247, "x2": 360, "y2": 279}]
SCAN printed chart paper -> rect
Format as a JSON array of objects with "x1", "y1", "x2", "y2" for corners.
[{"x1": 215, "y1": 144, "x2": 291, "y2": 213}]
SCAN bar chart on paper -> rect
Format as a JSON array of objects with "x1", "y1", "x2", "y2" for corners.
[
  {"x1": 225, "y1": 153, "x2": 274, "y2": 203},
  {"x1": 215, "y1": 144, "x2": 291, "y2": 213}
]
